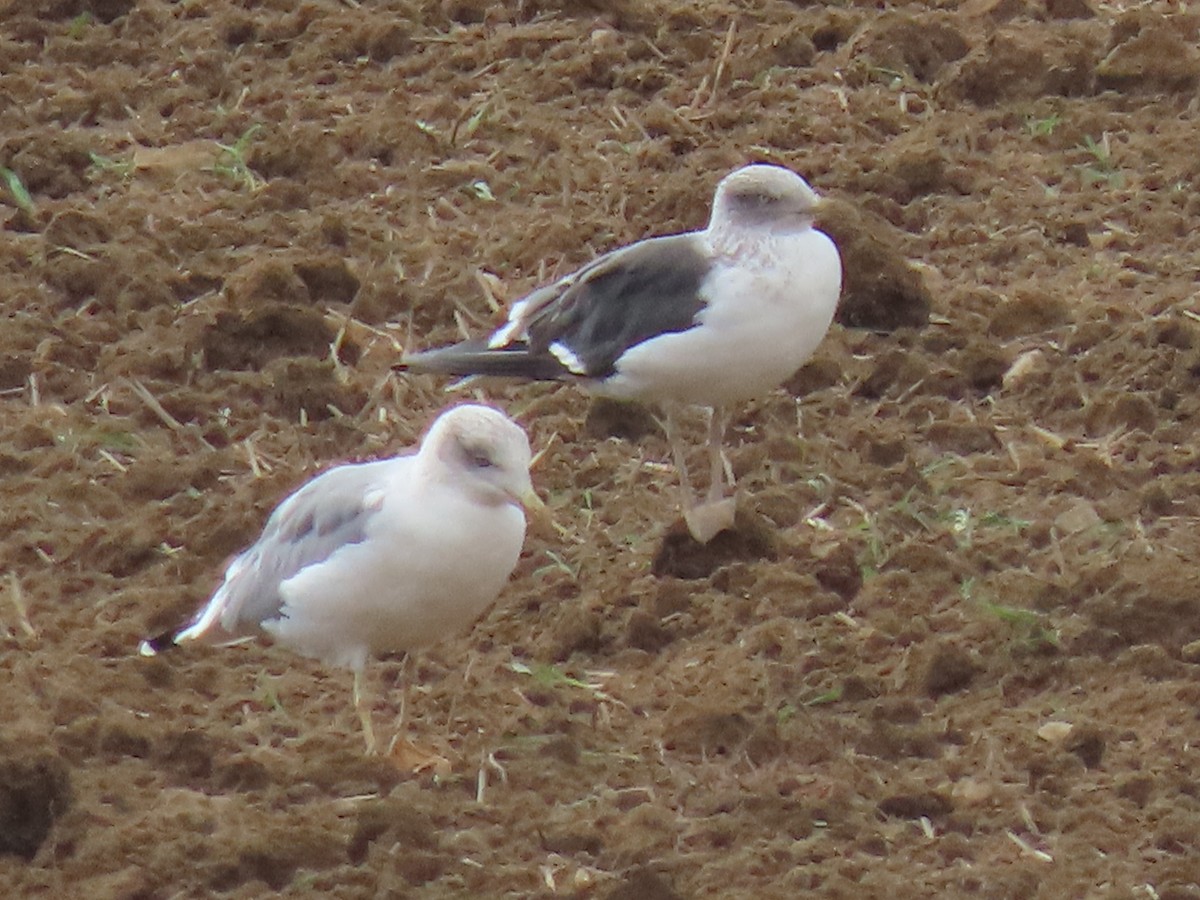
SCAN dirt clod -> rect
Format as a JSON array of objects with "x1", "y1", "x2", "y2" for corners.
[
  {"x1": 604, "y1": 867, "x2": 683, "y2": 900},
  {"x1": 923, "y1": 643, "x2": 979, "y2": 697},
  {"x1": 818, "y1": 200, "x2": 933, "y2": 332},
  {"x1": 0, "y1": 747, "x2": 72, "y2": 860},
  {"x1": 1063, "y1": 724, "x2": 1106, "y2": 769},
  {"x1": 877, "y1": 791, "x2": 953, "y2": 820},
  {"x1": 584, "y1": 398, "x2": 659, "y2": 441},
  {"x1": 651, "y1": 509, "x2": 777, "y2": 579}
]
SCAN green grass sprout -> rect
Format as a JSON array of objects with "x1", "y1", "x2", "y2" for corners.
[
  {"x1": 1, "y1": 167, "x2": 35, "y2": 214},
  {"x1": 962, "y1": 578, "x2": 1059, "y2": 653},
  {"x1": 213, "y1": 124, "x2": 264, "y2": 190},
  {"x1": 1025, "y1": 112, "x2": 1061, "y2": 138},
  {"x1": 1077, "y1": 134, "x2": 1123, "y2": 188},
  {"x1": 804, "y1": 686, "x2": 843, "y2": 707},
  {"x1": 508, "y1": 661, "x2": 617, "y2": 703},
  {"x1": 88, "y1": 152, "x2": 135, "y2": 180},
  {"x1": 67, "y1": 12, "x2": 92, "y2": 39}
]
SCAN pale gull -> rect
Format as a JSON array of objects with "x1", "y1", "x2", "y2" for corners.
[
  {"x1": 140, "y1": 403, "x2": 546, "y2": 753},
  {"x1": 398, "y1": 164, "x2": 842, "y2": 542}
]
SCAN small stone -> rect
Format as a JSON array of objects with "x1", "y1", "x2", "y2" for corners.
[
  {"x1": 1036, "y1": 721, "x2": 1074, "y2": 743},
  {"x1": 1053, "y1": 499, "x2": 1101, "y2": 535},
  {"x1": 1002, "y1": 349, "x2": 1045, "y2": 387}
]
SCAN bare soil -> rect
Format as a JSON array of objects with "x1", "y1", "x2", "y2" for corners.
[{"x1": 3, "y1": 0, "x2": 1200, "y2": 897}]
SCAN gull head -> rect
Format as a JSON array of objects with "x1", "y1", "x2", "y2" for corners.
[
  {"x1": 424, "y1": 404, "x2": 546, "y2": 520},
  {"x1": 709, "y1": 164, "x2": 821, "y2": 232}
]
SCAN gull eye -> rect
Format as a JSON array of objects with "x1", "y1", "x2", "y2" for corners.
[
  {"x1": 468, "y1": 450, "x2": 496, "y2": 469},
  {"x1": 738, "y1": 191, "x2": 776, "y2": 208}
]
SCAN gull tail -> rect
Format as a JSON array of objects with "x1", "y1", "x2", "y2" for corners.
[
  {"x1": 138, "y1": 620, "x2": 252, "y2": 657},
  {"x1": 138, "y1": 629, "x2": 179, "y2": 657},
  {"x1": 396, "y1": 340, "x2": 569, "y2": 381}
]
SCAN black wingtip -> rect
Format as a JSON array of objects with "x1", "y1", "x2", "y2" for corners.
[
  {"x1": 138, "y1": 629, "x2": 178, "y2": 657},
  {"x1": 396, "y1": 341, "x2": 570, "y2": 382}
]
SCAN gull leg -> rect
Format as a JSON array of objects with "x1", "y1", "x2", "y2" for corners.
[
  {"x1": 383, "y1": 654, "x2": 413, "y2": 756},
  {"x1": 657, "y1": 405, "x2": 698, "y2": 512},
  {"x1": 383, "y1": 655, "x2": 452, "y2": 776},
  {"x1": 353, "y1": 667, "x2": 377, "y2": 756},
  {"x1": 705, "y1": 406, "x2": 734, "y2": 504},
  {"x1": 658, "y1": 406, "x2": 695, "y2": 498},
  {"x1": 398, "y1": 654, "x2": 411, "y2": 731},
  {"x1": 657, "y1": 405, "x2": 735, "y2": 543},
  {"x1": 444, "y1": 650, "x2": 470, "y2": 735},
  {"x1": 685, "y1": 406, "x2": 737, "y2": 543}
]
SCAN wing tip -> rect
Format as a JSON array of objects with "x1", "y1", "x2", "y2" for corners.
[
  {"x1": 394, "y1": 342, "x2": 487, "y2": 375},
  {"x1": 138, "y1": 630, "x2": 177, "y2": 657},
  {"x1": 395, "y1": 342, "x2": 571, "y2": 381}
]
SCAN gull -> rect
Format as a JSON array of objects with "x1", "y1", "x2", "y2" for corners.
[
  {"x1": 140, "y1": 404, "x2": 546, "y2": 754},
  {"x1": 398, "y1": 164, "x2": 842, "y2": 542}
]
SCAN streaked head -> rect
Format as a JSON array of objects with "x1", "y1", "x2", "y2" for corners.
[
  {"x1": 709, "y1": 164, "x2": 821, "y2": 231},
  {"x1": 422, "y1": 404, "x2": 546, "y2": 520}
]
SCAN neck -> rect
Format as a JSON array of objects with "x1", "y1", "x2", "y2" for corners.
[{"x1": 706, "y1": 213, "x2": 811, "y2": 260}]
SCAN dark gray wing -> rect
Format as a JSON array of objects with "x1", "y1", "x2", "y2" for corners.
[
  {"x1": 180, "y1": 458, "x2": 400, "y2": 641},
  {"x1": 522, "y1": 234, "x2": 712, "y2": 377},
  {"x1": 398, "y1": 234, "x2": 712, "y2": 381}
]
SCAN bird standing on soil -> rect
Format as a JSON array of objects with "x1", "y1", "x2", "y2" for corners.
[
  {"x1": 140, "y1": 404, "x2": 546, "y2": 754},
  {"x1": 398, "y1": 164, "x2": 842, "y2": 543}
]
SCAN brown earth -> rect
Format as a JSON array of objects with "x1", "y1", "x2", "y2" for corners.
[{"x1": 3, "y1": 0, "x2": 1200, "y2": 897}]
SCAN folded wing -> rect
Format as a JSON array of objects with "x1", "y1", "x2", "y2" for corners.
[
  {"x1": 163, "y1": 459, "x2": 398, "y2": 648},
  {"x1": 400, "y1": 234, "x2": 712, "y2": 382}
]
